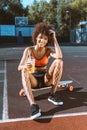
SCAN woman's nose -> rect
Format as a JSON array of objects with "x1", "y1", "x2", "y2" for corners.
[{"x1": 41, "y1": 39, "x2": 44, "y2": 42}]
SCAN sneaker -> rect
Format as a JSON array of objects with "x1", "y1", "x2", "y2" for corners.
[
  {"x1": 48, "y1": 94, "x2": 63, "y2": 106},
  {"x1": 30, "y1": 104, "x2": 41, "y2": 120}
]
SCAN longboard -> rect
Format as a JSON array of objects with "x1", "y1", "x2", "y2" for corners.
[
  {"x1": 19, "y1": 80, "x2": 73, "y2": 96},
  {"x1": 32, "y1": 80, "x2": 73, "y2": 91}
]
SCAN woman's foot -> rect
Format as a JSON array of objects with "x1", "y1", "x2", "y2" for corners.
[{"x1": 30, "y1": 104, "x2": 41, "y2": 120}]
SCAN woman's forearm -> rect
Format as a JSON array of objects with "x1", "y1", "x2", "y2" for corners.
[{"x1": 54, "y1": 38, "x2": 63, "y2": 59}]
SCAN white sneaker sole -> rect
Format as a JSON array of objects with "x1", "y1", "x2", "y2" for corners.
[
  {"x1": 30, "y1": 110, "x2": 41, "y2": 120},
  {"x1": 48, "y1": 98, "x2": 63, "y2": 106}
]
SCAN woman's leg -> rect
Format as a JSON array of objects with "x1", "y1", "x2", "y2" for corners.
[
  {"x1": 21, "y1": 69, "x2": 41, "y2": 119},
  {"x1": 21, "y1": 69, "x2": 38, "y2": 105},
  {"x1": 45, "y1": 58, "x2": 63, "y2": 94}
]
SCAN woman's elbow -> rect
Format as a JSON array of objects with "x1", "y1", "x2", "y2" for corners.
[{"x1": 18, "y1": 66, "x2": 21, "y2": 71}]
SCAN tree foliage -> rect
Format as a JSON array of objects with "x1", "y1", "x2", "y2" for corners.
[
  {"x1": 28, "y1": 0, "x2": 57, "y2": 24},
  {"x1": 0, "y1": 0, "x2": 28, "y2": 24},
  {"x1": 60, "y1": 0, "x2": 87, "y2": 36},
  {"x1": 27, "y1": 0, "x2": 58, "y2": 34},
  {"x1": 0, "y1": 0, "x2": 87, "y2": 37}
]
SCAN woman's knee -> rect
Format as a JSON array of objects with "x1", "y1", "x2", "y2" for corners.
[{"x1": 21, "y1": 69, "x2": 29, "y2": 78}]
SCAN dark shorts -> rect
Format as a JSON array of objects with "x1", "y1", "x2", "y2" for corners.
[{"x1": 33, "y1": 71, "x2": 47, "y2": 88}]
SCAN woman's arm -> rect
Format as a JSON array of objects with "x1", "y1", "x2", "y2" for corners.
[
  {"x1": 49, "y1": 30, "x2": 63, "y2": 59},
  {"x1": 18, "y1": 47, "x2": 29, "y2": 71}
]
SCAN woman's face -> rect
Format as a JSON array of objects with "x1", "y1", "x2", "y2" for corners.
[{"x1": 36, "y1": 33, "x2": 48, "y2": 47}]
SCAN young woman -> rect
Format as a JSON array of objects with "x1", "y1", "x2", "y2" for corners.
[{"x1": 18, "y1": 22, "x2": 63, "y2": 119}]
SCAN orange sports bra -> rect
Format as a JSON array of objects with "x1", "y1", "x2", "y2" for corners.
[{"x1": 31, "y1": 52, "x2": 49, "y2": 67}]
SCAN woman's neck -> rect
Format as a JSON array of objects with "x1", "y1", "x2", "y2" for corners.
[{"x1": 35, "y1": 45, "x2": 45, "y2": 52}]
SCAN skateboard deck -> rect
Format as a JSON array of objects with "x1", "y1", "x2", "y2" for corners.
[
  {"x1": 19, "y1": 80, "x2": 73, "y2": 96},
  {"x1": 32, "y1": 80, "x2": 73, "y2": 91}
]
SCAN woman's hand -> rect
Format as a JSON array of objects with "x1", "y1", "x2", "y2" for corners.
[
  {"x1": 18, "y1": 63, "x2": 32, "y2": 71},
  {"x1": 49, "y1": 29, "x2": 57, "y2": 47},
  {"x1": 18, "y1": 64, "x2": 27, "y2": 71},
  {"x1": 49, "y1": 30, "x2": 63, "y2": 59},
  {"x1": 26, "y1": 63, "x2": 32, "y2": 70},
  {"x1": 49, "y1": 29, "x2": 56, "y2": 39}
]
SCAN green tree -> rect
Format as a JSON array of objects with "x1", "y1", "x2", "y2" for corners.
[
  {"x1": 28, "y1": 0, "x2": 49, "y2": 24},
  {"x1": 47, "y1": 0, "x2": 58, "y2": 31},
  {"x1": 27, "y1": 0, "x2": 58, "y2": 32},
  {"x1": 0, "y1": 0, "x2": 28, "y2": 24},
  {"x1": 60, "y1": 0, "x2": 87, "y2": 37},
  {"x1": 0, "y1": 0, "x2": 87, "y2": 38}
]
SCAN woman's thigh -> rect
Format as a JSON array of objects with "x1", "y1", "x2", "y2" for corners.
[
  {"x1": 44, "y1": 59, "x2": 62, "y2": 86},
  {"x1": 44, "y1": 71, "x2": 52, "y2": 86},
  {"x1": 29, "y1": 74, "x2": 38, "y2": 88}
]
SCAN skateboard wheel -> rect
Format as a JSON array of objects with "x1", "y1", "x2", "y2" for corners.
[
  {"x1": 68, "y1": 86, "x2": 74, "y2": 91},
  {"x1": 19, "y1": 89, "x2": 26, "y2": 97}
]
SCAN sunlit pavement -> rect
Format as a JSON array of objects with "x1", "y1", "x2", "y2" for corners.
[{"x1": 0, "y1": 46, "x2": 87, "y2": 122}]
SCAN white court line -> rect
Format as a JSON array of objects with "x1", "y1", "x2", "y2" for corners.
[
  {"x1": 74, "y1": 55, "x2": 87, "y2": 58},
  {"x1": 0, "y1": 112, "x2": 87, "y2": 123},
  {"x1": 0, "y1": 70, "x2": 5, "y2": 73},
  {"x1": 2, "y1": 60, "x2": 8, "y2": 120}
]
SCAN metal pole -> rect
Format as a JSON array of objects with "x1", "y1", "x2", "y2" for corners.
[{"x1": 66, "y1": 10, "x2": 71, "y2": 42}]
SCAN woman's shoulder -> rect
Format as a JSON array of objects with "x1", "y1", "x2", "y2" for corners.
[
  {"x1": 24, "y1": 46, "x2": 34, "y2": 52},
  {"x1": 23, "y1": 46, "x2": 35, "y2": 56}
]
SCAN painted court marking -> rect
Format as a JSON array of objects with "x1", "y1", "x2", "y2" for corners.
[
  {"x1": 0, "y1": 112, "x2": 87, "y2": 123},
  {"x1": 2, "y1": 60, "x2": 8, "y2": 120}
]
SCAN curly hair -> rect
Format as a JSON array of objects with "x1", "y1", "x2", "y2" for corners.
[{"x1": 32, "y1": 22, "x2": 54, "y2": 46}]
